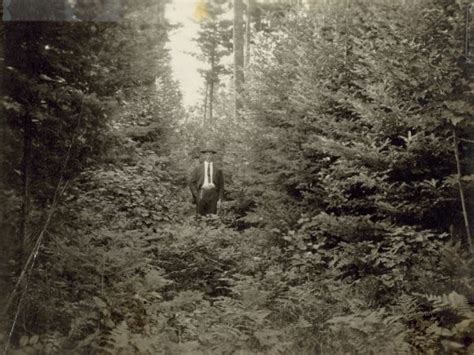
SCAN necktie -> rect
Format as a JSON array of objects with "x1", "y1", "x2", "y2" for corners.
[
  {"x1": 210, "y1": 163, "x2": 214, "y2": 184},
  {"x1": 203, "y1": 162, "x2": 213, "y2": 188}
]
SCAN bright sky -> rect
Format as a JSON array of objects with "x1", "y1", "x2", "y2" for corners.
[{"x1": 165, "y1": 0, "x2": 204, "y2": 108}]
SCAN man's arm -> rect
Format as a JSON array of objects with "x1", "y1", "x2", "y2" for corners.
[
  {"x1": 217, "y1": 169, "x2": 224, "y2": 201},
  {"x1": 188, "y1": 167, "x2": 199, "y2": 201}
]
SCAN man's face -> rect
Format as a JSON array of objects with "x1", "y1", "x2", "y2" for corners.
[{"x1": 202, "y1": 152, "x2": 214, "y2": 162}]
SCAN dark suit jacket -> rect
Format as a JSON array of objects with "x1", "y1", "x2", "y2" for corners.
[{"x1": 188, "y1": 162, "x2": 224, "y2": 201}]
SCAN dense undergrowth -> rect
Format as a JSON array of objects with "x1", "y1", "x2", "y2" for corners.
[{"x1": 2, "y1": 126, "x2": 473, "y2": 354}]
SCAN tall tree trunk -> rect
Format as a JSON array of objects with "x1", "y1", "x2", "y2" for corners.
[
  {"x1": 344, "y1": 0, "x2": 350, "y2": 65},
  {"x1": 453, "y1": 4, "x2": 474, "y2": 254},
  {"x1": 209, "y1": 52, "x2": 215, "y2": 125},
  {"x1": 209, "y1": 79, "x2": 214, "y2": 125},
  {"x1": 453, "y1": 129, "x2": 473, "y2": 253},
  {"x1": 203, "y1": 80, "x2": 208, "y2": 126},
  {"x1": 245, "y1": 0, "x2": 252, "y2": 67},
  {"x1": 19, "y1": 114, "x2": 32, "y2": 265},
  {"x1": 464, "y1": 3, "x2": 471, "y2": 57},
  {"x1": 233, "y1": 0, "x2": 244, "y2": 119},
  {"x1": 454, "y1": 3, "x2": 474, "y2": 253}
]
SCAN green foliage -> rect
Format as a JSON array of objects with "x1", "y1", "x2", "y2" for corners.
[
  {"x1": 233, "y1": 0, "x2": 474, "y2": 352},
  {"x1": 5, "y1": 1, "x2": 474, "y2": 354},
  {"x1": 1, "y1": 0, "x2": 179, "y2": 221},
  {"x1": 2, "y1": 21, "x2": 110, "y2": 200},
  {"x1": 246, "y1": 0, "x2": 464, "y2": 228},
  {"x1": 195, "y1": 15, "x2": 233, "y2": 83},
  {"x1": 1, "y1": 0, "x2": 182, "y2": 351},
  {"x1": 69, "y1": 153, "x2": 177, "y2": 229}
]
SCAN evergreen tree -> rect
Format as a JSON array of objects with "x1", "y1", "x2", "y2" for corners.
[
  {"x1": 195, "y1": 2, "x2": 232, "y2": 125},
  {"x1": 0, "y1": 0, "x2": 181, "y2": 344},
  {"x1": 233, "y1": 0, "x2": 245, "y2": 119}
]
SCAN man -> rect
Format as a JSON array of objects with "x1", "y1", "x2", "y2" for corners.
[{"x1": 188, "y1": 145, "x2": 224, "y2": 216}]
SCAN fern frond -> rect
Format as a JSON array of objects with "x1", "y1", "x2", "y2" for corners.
[
  {"x1": 427, "y1": 291, "x2": 472, "y2": 316},
  {"x1": 96, "y1": 321, "x2": 131, "y2": 355}
]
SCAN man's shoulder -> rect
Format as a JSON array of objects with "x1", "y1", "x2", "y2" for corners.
[
  {"x1": 193, "y1": 163, "x2": 204, "y2": 172},
  {"x1": 213, "y1": 163, "x2": 224, "y2": 171}
]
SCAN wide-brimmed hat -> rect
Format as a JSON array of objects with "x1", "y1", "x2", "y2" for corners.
[{"x1": 200, "y1": 144, "x2": 217, "y2": 153}]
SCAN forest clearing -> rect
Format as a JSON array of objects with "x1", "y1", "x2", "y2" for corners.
[{"x1": 1, "y1": 0, "x2": 474, "y2": 354}]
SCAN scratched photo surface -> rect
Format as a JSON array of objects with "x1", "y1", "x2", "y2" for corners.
[{"x1": 1, "y1": 1, "x2": 474, "y2": 354}]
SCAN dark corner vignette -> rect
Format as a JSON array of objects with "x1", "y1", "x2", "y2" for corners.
[{"x1": 2, "y1": 0, "x2": 124, "y2": 22}]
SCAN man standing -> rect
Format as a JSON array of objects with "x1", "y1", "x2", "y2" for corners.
[{"x1": 188, "y1": 145, "x2": 224, "y2": 216}]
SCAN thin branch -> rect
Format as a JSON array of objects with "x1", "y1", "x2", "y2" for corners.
[
  {"x1": 459, "y1": 137, "x2": 474, "y2": 144},
  {"x1": 453, "y1": 129, "x2": 473, "y2": 253}
]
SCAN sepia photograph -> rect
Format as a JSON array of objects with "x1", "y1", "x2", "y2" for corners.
[{"x1": 1, "y1": 0, "x2": 474, "y2": 353}]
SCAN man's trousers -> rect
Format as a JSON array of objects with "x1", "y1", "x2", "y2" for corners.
[{"x1": 197, "y1": 188, "x2": 219, "y2": 215}]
